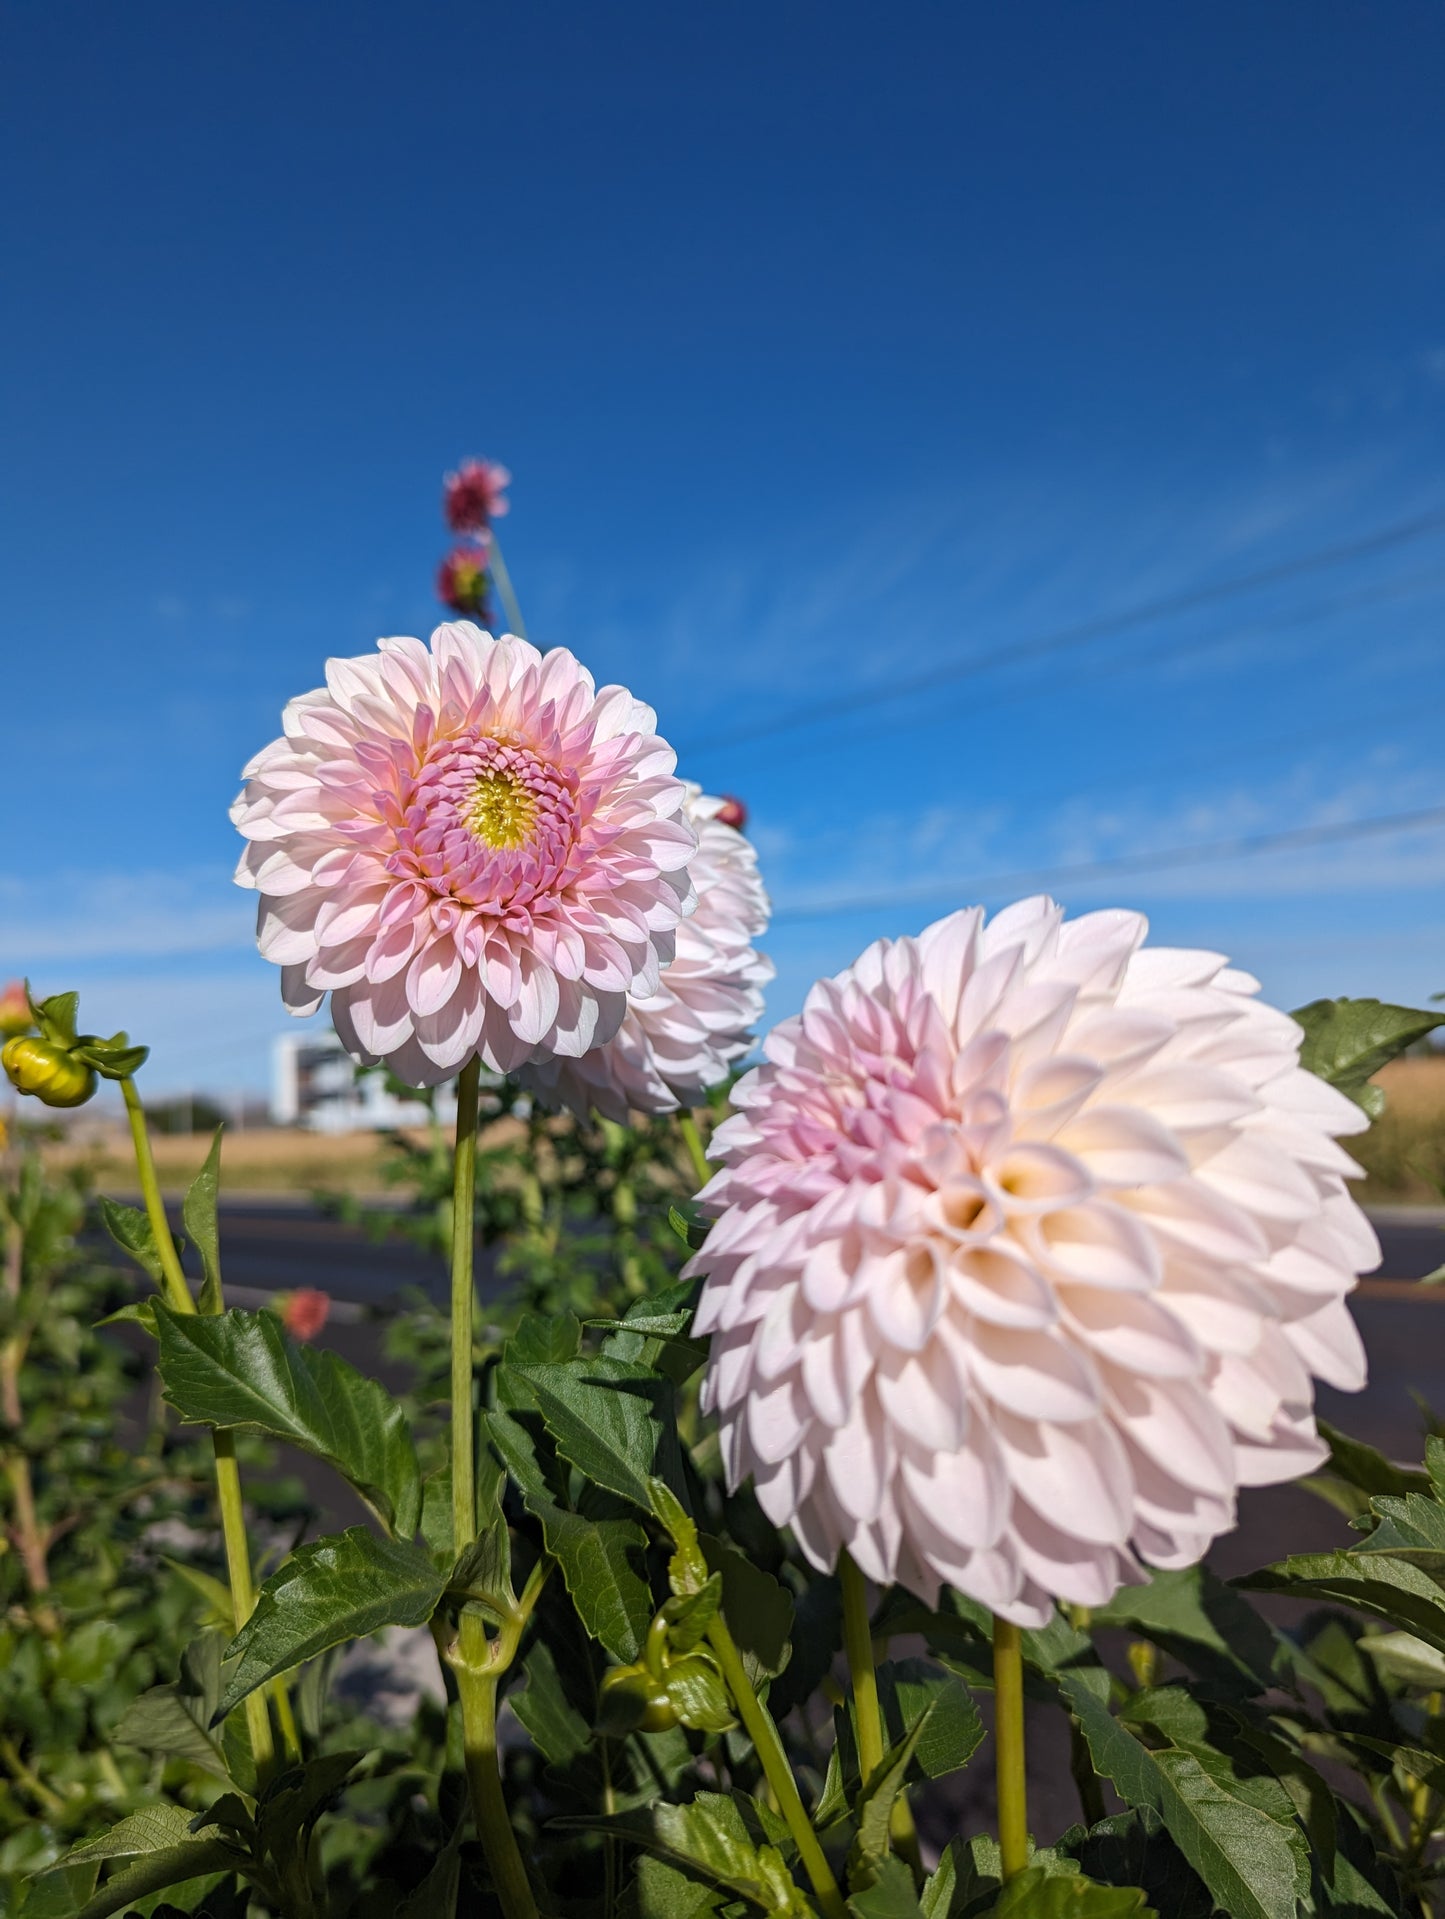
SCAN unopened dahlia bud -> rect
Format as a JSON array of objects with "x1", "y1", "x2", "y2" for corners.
[
  {"x1": 0, "y1": 982, "x2": 33, "y2": 1041},
  {"x1": 2, "y1": 1036, "x2": 97, "y2": 1108},
  {"x1": 437, "y1": 546, "x2": 493, "y2": 617},
  {"x1": 443, "y1": 457, "x2": 511, "y2": 533},
  {"x1": 714, "y1": 795, "x2": 747, "y2": 831}
]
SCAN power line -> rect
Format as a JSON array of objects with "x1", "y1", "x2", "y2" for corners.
[
  {"x1": 726, "y1": 560, "x2": 1445, "y2": 769},
  {"x1": 770, "y1": 802, "x2": 1445, "y2": 925},
  {"x1": 679, "y1": 504, "x2": 1445, "y2": 758}
]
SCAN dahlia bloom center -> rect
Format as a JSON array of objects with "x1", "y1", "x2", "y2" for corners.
[{"x1": 389, "y1": 731, "x2": 582, "y2": 911}]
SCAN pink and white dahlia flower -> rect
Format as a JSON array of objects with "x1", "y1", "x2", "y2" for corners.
[
  {"x1": 232, "y1": 625, "x2": 697, "y2": 1085},
  {"x1": 520, "y1": 785, "x2": 773, "y2": 1120},
  {"x1": 690, "y1": 898, "x2": 1375, "y2": 1625}
]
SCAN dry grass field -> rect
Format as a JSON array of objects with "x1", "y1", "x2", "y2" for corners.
[
  {"x1": 1350, "y1": 1054, "x2": 1445, "y2": 1205},
  {"x1": 43, "y1": 1124, "x2": 422, "y2": 1197},
  {"x1": 29, "y1": 1055, "x2": 1445, "y2": 1202}
]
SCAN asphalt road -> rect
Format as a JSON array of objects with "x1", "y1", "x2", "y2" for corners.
[{"x1": 133, "y1": 1197, "x2": 1445, "y2": 1309}]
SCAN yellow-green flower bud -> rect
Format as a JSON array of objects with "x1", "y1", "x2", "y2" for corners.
[
  {"x1": 1, "y1": 1036, "x2": 97, "y2": 1108},
  {"x1": 597, "y1": 1663, "x2": 681, "y2": 1734}
]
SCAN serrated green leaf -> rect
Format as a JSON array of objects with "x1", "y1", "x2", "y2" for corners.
[
  {"x1": 511, "y1": 1639, "x2": 594, "y2": 1770},
  {"x1": 1092, "y1": 1565, "x2": 1278, "y2": 1695},
  {"x1": 665, "y1": 1573, "x2": 723, "y2": 1654},
  {"x1": 506, "y1": 1311, "x2": 581, "y2": 1365},
  {"x1": 219, "y1": 1526, "x2": 446, "y2": 1715},
  {"x1": 489, "y1": 1391, "x2": 654, "y2": 1661},
  {"x1": 114, "y1": 1630, "x2": 229, "y2": 1781},
  {"x1": 703, "y1": 1536, "x2": 793, "y2": 1684},
  {"x1": 651, "y1": 1476, "x2": 709, "y2": 1595},
  {"x1": 879, "y1": 1661, "x2": 984, "y2": 1781},
  {"x1": 98, "y1": 1196, "x2": 167, "y2": 1288},
  {"x1": 55, "y1": 1805, "x2": 199, "y2": 1864},
  {"x1": 36, "y1": 990, "x2": 79, "y2": 1045},
  {"x1": 851, "y1": 1704, "x2": 934, "y2": 1871},
  {"x1": 622, "y1": 1854, "x2": 728, "y2": 1919},
  {"x1": 1059, "y1": 1676, "x2": 1307, "y2": 1919},
  {"x1": 70, "y1": 1838, "x2": 240, "y2": 1919},
  {"x1": 255, "y1": 1750, "x2": 363, "y2": 1856},
  {"x1": 96, "y1": 1296, "x2": 159, "y2": 1334},
  {"x1": 1292, "y1": 997, "x2": 1445, "y2": 1115},
  {"x1": 1237, "y1": 1549, "x2": 1445, "y2": 1650},
  {"x1": 555, "y1": 1791, "x2": 811, "y2": 1914},
  {"x1": 989, "y1": 1868, "x2": 1153, "y2": 1917},
  {"x1": 1317, "y1": 1419, "x2": 1430, "y2": 1499},
  {"x1": 512, "y1": 1354, "x2": 682, "y2": 1510},
  {"x1": 182, "y1": 1127, "x2": 225, "y2": 1313},
  {"x1": 155, "y1": 1303, "x2": 420, "y2": 1538},
  {"x1": 1359, "y1": 1628, "x2": 1445, "y2": 1689},
  {"x1": 849, "y1": 1853, "x2": 925, "y2": 1918}
]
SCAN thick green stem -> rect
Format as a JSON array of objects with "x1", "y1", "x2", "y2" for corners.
[
  {"x1": 706, "y1": 1612, "x2": 846, "y2": 1919},
  {"x1": 993, "y1": 1617, "x2": 1029, "y2": 1880},
  {"x1": 841, "y1": 1552, "x2": 884, "y2": 1778},
  {"x1": 121, "y1": 1078, "x2": 275, "y2": 1778},
  {"x1": 451, "y1": 1058, "x2": 482, "y2": 1555},
  {"x1": 448, "y1": 1058, "x2": 537, "y2": 1919},
  {"x1": 841, "y1": 1553, "x2": 921, "y2": 1873},
  {"x1": 486, "y1": 530, "x2": 527, "y2": 641},
  {"x1": 121, "y1": 1078, "x2": 191, "y2": 1314},
  {"x1": 678, "y1": 1111, "x2": 711, "y2": 1192}
]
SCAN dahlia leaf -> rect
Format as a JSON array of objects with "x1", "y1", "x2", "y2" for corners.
[
  {"x1": 1316, "y1": 1418, "x2": 1430, "y2": 1500},
  {"x1": 650, "y1": 1478, "x2": 709, "y2": 1596},
  {"x1": 181, "y1": 1126, "x2": 224, "y2": 1314},
  {"x1": 1237, "y1": 1549, "x2": 1445, "y2": 1651},
  {"x1": 877, "y1": 1661, "x2": 984, "y2": 1780},
  {"x1": 987, "y1": 1867, "x2": 1154, "y2": 1917},
  {"x1": 668, "y1": 1201, "x2": 710, "y2": 1251},
  {"x1": 511, "y1": 1354, "x2": 684, "y2": 1511},
  {"x1": 98, "y1": 1196, "x2": 167, "y2": 1290},
  {"x1": 1091, "y1": 1566, "x2": 1279, "y2": 1695},
  {"x1": 626, "y1": 1854, "x2": 731, "y2": 1919},
  {"x1": 553, "y1": 1791, "x2": 810, "y2": 1914},
  {"x1": 701, "y1": 1535, "x2": 793, "y2": 1683},
  {"x1": 217, "y1": 1527, "x2": 446, "y2": 1716},
  {"x1": 254, "y1": 1750, "x2": 365, "y2": 1857},
  {"x1": 1060, "y1": 1675, "x2": 1308, "y2": 1919},
  {"x1": 115, "y1": 1632, "x2": 230, "y2": 1782},
  {"x1": 154, "y1": 1303, "x2": 421, "y2": 1539},
  {"x1": 1291, "y1": 996, "x2": 1445, "y2": 1116},
  {"x1": 510, "y1": 1640, "x2": 594, "y2": 1771},
  {"x1": 1358, "y1": 1629, "x2": 1445, "y2": 1691},
  {"x1": 848, "y1": 1852, "x2": 926, "y2": 1918},
  {"x1": 491, "y1": 1397, "x2": 653, "y2": 1660}
]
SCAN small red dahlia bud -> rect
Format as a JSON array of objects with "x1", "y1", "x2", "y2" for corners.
[
  {"x1": 443, "y1": 458, "x2": 510, "y2": 533},
  {"x1": 0, "y1": 981, "x2": 32, "y2": 1041},
  {"x1": 437, "y1": 547, "x2": 494, "y2": 617},
  {"x1": 714, "y1": 795, "x2": 748, "y2": 832},
  {"x1": 282, "y1": 1288, "x2": 331, "y2": 1342}
]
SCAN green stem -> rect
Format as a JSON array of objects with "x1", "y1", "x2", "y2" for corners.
[
  {"x1": 121, "y1": 1077, "x2": 191, "y2": 1313},
  {"x1": 993, "y1": 1617, "x2": 1029, "y2": 1880},
  {"x1": 451, "y1": 1058, "x2": 482, "y2": 1557},
  {"x1": 706, "y1": 1612, "x2": 846, "y2": 1919},
  {"x1": 447, "y1": 1058, "x2": 538, "y2": 1919},
  {"x1": 678, "y1": 1111, "x2": 711, "y2": 1192},
  {"x1": 841, "y1": 1552, "x2": 884, "y2": 1779},
  {"x1": 121, "y1": 1077, "x2": 275, "y2": 1779},
  {"x1": 487, "y1": 530, "x2": 527, "y2": 641}
]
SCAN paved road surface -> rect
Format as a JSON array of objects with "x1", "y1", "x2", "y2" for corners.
[{"x1": 119, "y1": 1197, "x2": 1445, "y2": 1308}]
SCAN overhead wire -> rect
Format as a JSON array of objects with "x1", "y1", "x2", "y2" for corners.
[
  {"x1": 677, "y1": 502, "x2": 1445, "y2": 758},
  {"x1": 769, "y1": 802, "x2": 1445, "y2": 924}
]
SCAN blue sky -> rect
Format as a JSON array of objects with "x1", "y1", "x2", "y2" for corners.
[{"x1": 3, "y1": 2, "x2": 1444, "y2": 1097}]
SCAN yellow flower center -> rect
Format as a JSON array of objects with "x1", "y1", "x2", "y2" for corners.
[{"x1": 466, "y1": 769, "x2": 538, "y2": 849}]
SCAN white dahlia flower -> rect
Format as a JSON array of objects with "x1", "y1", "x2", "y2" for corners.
[
  {"x1": 232, "y1": 625, "x2": 696, "y2": 1085},
  {"x1": 689, "y1": 898, "x2": 1375, "y2": 1625},
  {"x1": 519, "y1": 786, "x2": 774, "y2": 1120}
]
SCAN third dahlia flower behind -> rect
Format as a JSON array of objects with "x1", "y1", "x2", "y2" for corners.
[
  {"x1": 519, "y1": 784, "x2": 773, "y2": 1120},
  {"x1": 689, "y1": 897, "x2": 1375, "y2": 1625},
  {"x1": 232, "y1": 624, "x2": 696, "y2": 1084}
]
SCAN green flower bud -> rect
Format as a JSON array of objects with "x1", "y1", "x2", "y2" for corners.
[
  {"x1": 597, "y1": 1663, "x2": 681, "y2": 1735},
  {"x1": 1, "y1": 1036, "x2": 98, "y2": 1108}
]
